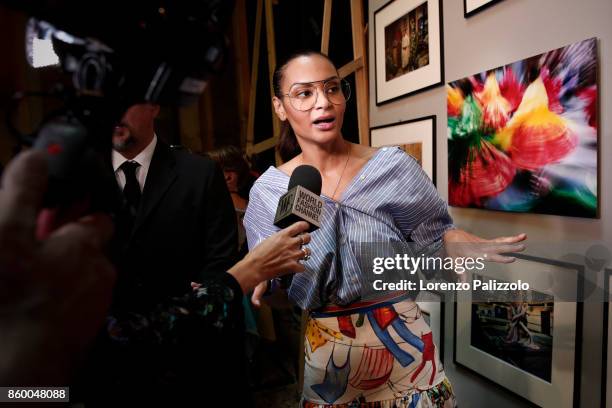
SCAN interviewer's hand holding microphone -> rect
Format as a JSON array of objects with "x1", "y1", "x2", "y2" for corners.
[{"x1": 228, "y1": 221, "x2": 311, "y2": 296}]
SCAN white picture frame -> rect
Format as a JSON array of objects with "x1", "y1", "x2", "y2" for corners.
[
  {"x1": 370, "y1": 115, "x2": 436, "y2": 184},
  {"x1": 454, "y1": 254, "x2": 583, "y2": 407}
]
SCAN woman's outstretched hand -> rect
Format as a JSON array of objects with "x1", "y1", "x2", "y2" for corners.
[{"x1": 443, "y1": 228, "x2": 527, "y2": 263}]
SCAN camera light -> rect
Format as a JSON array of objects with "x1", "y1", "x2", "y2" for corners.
[
  {"x1": 25, "y1": 18, "x2": 60, "y2": 68},
  {"x1": 31, "y1": 38, "x2": 60, "y2": 68}
]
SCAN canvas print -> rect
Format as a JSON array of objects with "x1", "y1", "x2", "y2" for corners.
[
  {"x1": 447, "y1": 38, "x2": 598, "y2": 218},
  {"x1": 401, "y1": 143, "x2": 423, "y2": 166},
  {"x1": 384, "y1": 2, "x2": 429, "y2": 81}
]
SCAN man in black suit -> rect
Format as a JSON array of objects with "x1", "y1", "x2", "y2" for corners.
[
  {"x1": 76, "y1": 102, "x2": 243, "y2": 405},
  {"x1": 109, "y1": 102, "x2": 238, "y2": 311}
]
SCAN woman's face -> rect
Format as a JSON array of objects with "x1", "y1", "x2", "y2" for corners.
[{"x1": 273, "y1": 54, "x2": 346, "y2": 148}]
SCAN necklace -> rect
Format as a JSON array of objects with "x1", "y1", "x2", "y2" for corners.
[{"x1": 331, "y1": 143, "x2": 351, "y2": 200}]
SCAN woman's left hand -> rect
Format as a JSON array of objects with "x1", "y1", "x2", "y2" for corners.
[{"x1": 443, "y1": 228, "x2": 527, "y2": 263}]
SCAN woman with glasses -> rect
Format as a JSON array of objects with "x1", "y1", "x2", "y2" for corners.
[{"x1": 243, "y1": 50, "x2": 525, "y2": 407}]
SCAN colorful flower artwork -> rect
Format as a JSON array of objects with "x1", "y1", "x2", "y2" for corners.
[{"x1": 447, "y1": 38, "x2": 598, "y2": 218}]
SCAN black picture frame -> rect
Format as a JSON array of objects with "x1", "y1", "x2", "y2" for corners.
[
  {"x1": 373, "y1": 0, "x2": 445, "y2": 105},
  {"x1": 463, "y1": 0, "x2": 505, "y2": 18},
  {"x1": 453, "y1": 253, "x2": 584, "y2": 407},
  {"x1": 370, "y1": 115, "x2": 437, "y2": 186}
]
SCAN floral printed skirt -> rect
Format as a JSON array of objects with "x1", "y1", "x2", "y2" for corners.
[{"x1": 302, "y1": 299, "x2": 455, "y2": 408}]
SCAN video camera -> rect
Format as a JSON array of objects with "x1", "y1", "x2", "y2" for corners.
[{"x1": 5, "y1": 0, "x2": 235, "y2": 209}]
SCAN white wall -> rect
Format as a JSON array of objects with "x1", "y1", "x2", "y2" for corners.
[{"x1": 368, "y1": 0, "x2": 612, "y2": 406}]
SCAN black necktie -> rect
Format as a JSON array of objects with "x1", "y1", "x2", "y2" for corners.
[{"x1": 120, "y1": 160, "x2": 142, "y2": 216}]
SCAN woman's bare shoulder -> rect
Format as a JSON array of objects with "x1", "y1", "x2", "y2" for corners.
[{"x1": 351, "y1": 143, "x2": 379, "y2": 161}]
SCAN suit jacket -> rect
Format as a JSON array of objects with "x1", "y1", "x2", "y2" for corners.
[
  {"x1": 75, "y1": 142, "x2": 243, "y2": 405},
  {"x1": 110, "y1": 141, "x2": 239, "y2": 313}
]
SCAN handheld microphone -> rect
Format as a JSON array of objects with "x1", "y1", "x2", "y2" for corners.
[
  {"x1": 273, "y1": 165, "x2": 323, "y2": 290},
  {"x1": 273, "y1": 165, "x2": 324, "y2": 232}
]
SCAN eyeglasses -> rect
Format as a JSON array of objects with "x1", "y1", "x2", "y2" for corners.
[{"x1": 281, "y1": 77, "x2": 351, "y2": 112}]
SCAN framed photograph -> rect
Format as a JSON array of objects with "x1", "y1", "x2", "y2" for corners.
[
  {"x1": 464, "y1": 0, "x2": 505, "y2": 18},
  {"x1": 454, "y1": 254, "x2": 584, "y2": 407},
  {"x1": 447, "y1": 38, "x2": 599, "y2": 218},
  {"x1": 603, "y1": 269, "x2": 612, "y2": 407},
  {"x1": 370, "y1": 115, "x2": 436, "y2": 183},
  {"x1": 374, "y1": 0, "x2": 444, "y2": 105},
  {"x1": 416, "y1": 290, "x2": 445, "y2": 363}
]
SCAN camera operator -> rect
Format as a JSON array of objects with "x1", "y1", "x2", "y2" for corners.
[
  {"x1": 0, "y1": 150, "x2": 115, "y2": 387},
  {"x1": 0, "y1": 149, "x2": 312, "y2": 405}
]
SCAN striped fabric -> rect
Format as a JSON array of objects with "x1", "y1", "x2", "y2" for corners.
[{"x1": 244, "y1": 146, "x2": 455, "y2": 311}]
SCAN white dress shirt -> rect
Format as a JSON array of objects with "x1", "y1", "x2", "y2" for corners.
[{"x1": 112, "y1": 134, "x2": 158, "y2": 192}]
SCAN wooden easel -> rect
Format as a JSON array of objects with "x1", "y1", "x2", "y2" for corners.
[
  {"x1": 321, "y1": 0, "x2": 370, "y2": 146},
  {"x1": 245, "y1": 0, "x2": 281, "y2": 161}
]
